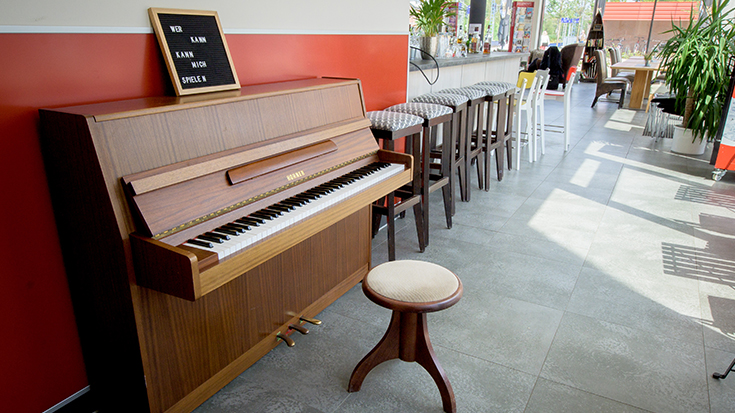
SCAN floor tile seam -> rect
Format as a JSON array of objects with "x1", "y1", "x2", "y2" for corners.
[
  {"x1": 327, "y1": 391, "x2": 353, "y2": 413},
  {"x1": 561, "y1": 305, "x2": 708, "y2": 349},
  {"x1": 541, "y1": 313, "x2": 711, "y2": 413},
  {"x1": 529, "y1": 376, "x2": 658, "y2": 413},
  {"x1": 432, "y1": 342, "x2": 544, "y2": 379},
  {"x1": 559, "y1": 309, "x2": 708, "y2": 354},
  {"x1": 520, "y1": 376, "x2": 542, "y2": 413},
  {"x1": 492, "y1": 226, "x2": 597, "y2": 249},
  {"x1": 704, "y1": 343, "x2": 735, "y2": 357}
]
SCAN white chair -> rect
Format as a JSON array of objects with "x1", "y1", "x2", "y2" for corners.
[
  {"x1": 544, "y1": 67, "x2": 577, "y2": 151},
  {"x1": 513, "y1": 72, "x2": 537, "y2": 170},
  {"x1": 531, "y1": 69, "x2": 550, "y2": 162}
]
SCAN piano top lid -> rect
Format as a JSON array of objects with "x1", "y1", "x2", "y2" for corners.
[{"x1": 39, "y1": 77, "x2": 364, "y2": 122}]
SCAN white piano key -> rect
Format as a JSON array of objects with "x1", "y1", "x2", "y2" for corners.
[{"x1": 184, "y1": 163, "x2": 404, "y2": 261}]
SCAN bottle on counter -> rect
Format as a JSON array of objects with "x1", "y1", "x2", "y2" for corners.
[{"x1": 483, "y1": 26, "x2": 492, "y2": 54}]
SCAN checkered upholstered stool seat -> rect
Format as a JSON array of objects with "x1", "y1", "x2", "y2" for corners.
[
  {"x1": 438, "y1": 87, "x2": 488, "y2": 201},
  {"x1": 466, "y1": 83, "x2": 517, "y2": 185},
  {"x1": 475, "y1": 80, "x2": 516, "y2": 91},
  {"x1": 385, "y1": 102, "x2": 454, "y2": 249},
  {"x1": 348, "y1": 260, "x2": 463, "y2": 413},
  {"x1": 366, "y1": 111, "x2": 426, "y2": 261},
  {"x1": 411, "y1": 93, "x2": 470, "y2": 214}
]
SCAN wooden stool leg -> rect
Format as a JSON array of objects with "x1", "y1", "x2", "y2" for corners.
[
  {"x1": 422, "y1": 126, "x2": 431, "y2": 247},
  {"x1": 348, "y1": 311, "x2": 401, "y2": 392},
  {"x1": 350, "y1": 311, "x2": 457, "y2": 413},
  {"x1": 441, "y1": 123, "x2": 453, "y2": 228},
  {"x1": 414, "y1": 313, "x2": 456, "y2": 413},
  {"x1": 410, "y1": 133, "x2": 427, "y2": 253},
  {"x1": 387, "y1": 192, "x2": 396, "y2": 261},
  {"x1": 475, "y1": 102, "x2": 484, "y2": 191},
  {"x1": 495, "y1": 97, "x2": 507, "y2": 181},
  {"x1": 506, "y1": 93, "x2": 514, "y2": 170},
  {"x1": 483, "y1": 99, "x2": 494, "y2": 190}
]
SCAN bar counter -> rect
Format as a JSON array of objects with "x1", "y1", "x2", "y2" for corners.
[{"x1": 408, "y1": 51, "x2": 528, "y2": 100}]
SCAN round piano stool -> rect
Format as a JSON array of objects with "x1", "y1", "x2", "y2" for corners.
[
  {"x1": 348, "y1": 260, "x2": 463, "y2": 413},
  {"x1": 385, "y1": 102, "x2": 454, "y2": 249},
  {"x1": 366, "y1": 111, "x2": 426, "y2": 261}
]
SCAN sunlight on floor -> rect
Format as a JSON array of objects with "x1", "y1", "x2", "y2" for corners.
[{"x1": 569, "y1": 159, "x2": 601, "y2": 188}]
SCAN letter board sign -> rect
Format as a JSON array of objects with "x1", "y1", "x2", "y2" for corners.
[{"x1": 149, "y1": 8, "x2": 240, "y2": 96}]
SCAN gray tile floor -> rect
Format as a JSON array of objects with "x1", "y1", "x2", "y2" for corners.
[{"x1": 195, "y1": 82, "x2": 735, "y2": 413}]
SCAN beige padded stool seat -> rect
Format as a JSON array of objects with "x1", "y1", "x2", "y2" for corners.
[{"x1": 348, "y1": 260, "x2": 463, "y2": 413}]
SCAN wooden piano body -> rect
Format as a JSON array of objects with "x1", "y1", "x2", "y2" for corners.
[{"x1": 39, "y1": 78, "x2": 411, "y2": 413}]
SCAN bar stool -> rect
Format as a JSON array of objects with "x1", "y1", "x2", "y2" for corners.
[
  {"x1": 466, "y1": 83, "x2": 516, "y2": 185},
  {"x1": 476, "y1": 80, "x2": 516, "y2": 90},
  {"x1": 385, "y1": 102, "x2": 453, "y2": 248},
  {"x1": 436, "y1": 87, "x2": 487, "y2": 201},
  {"x1": 410, "y1": 93, "x2": 469, "y2": 215},
  {"x1": 348, "y1": 260, "x2": 463, "y2": 413},
  {"x1": 367, "y1": 111, "x2": 426, "y2": 261}
]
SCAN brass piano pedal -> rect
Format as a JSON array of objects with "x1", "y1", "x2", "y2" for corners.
[
  {"x1": 276, "y1": 332, "x2": 295, "y2": 347},
  {"x1": 299, "y1": 316, "x2": 322, "y2": 325},
  {"x1": 288, "y1": 323, "x2": 309, "y2": 335}
]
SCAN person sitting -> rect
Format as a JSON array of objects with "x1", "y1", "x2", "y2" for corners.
[{"x1": 539, "y1": 46, "x2": 563, "y2": 90}]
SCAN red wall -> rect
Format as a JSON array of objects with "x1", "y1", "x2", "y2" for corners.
[{"x1": 0, "y1": 32, "x2": 407, "y2": 413}]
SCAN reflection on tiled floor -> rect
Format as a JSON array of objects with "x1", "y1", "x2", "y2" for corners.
[{"x1": 194, "y1": 83, "x2": 735, "y2": 413}]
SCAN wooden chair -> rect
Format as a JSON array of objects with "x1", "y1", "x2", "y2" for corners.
[
  {"x1": 591, "y1": 49, "x2": 627, "y2": 109},
  {"x1": 560, "y1": 43, "x2": 584, "y2": 88},
  {"x1": 348, "y1": 259, "x2": 463, "y2": 413},
  {"x1": 436, "y1": 87, "x2": 487, "y2": 199},
  {"x1": 367, "y1": 111, "x2": 426, "y2": 261},
  {"x1": 466, "y1": 83, "x2": 517, "y2": 183},
  {"x1": 410, "y1": 93, "x2": 470, "y2": 215},
  {"x1": 385, "y1": 103, "x2": 454, "y2": 248}
]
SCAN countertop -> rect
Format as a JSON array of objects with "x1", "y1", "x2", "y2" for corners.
[{"x1": 409, "y1": 51, "x2": 529, "y2": 72}]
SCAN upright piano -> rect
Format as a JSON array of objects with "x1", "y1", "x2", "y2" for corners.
[{"x1": 39, "y1": 78, "x2": 411, "y2": 413}]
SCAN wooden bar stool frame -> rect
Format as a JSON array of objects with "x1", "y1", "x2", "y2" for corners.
[
  {"x1": 479, "y1": 88, "x2": 515, "y2": 184},
  {"x1": 371, "y1": 123, "x2": 426, "y2": 261},
  {"x1": 423, "y1": 113, "x2": 455, "y2": 244},
  {"x1": 462, "y1": 94, "x2": 486, "y2": 201},
  {"x1": 386, "y1": 103, "x2": 454, "y2": 249}
]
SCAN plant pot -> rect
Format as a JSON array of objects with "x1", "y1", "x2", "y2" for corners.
[
  {"x1": 418, "y1": 36, "x2": 438, "y2": 60},
  {"x1": 671, "y1": 124, "x2": 707, "y2": 155}
]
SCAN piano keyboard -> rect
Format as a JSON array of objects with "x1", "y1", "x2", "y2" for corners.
[{"x1": 182, "y1": 162, "x2": 404, "y2": 260}]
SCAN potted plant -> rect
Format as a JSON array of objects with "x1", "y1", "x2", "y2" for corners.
[
  {"x1": 410, "y1": 0, "x2": 455, "y2": 59},
  {"x1": 658, "y1": 0, "x2": 735, "y2": 155}
]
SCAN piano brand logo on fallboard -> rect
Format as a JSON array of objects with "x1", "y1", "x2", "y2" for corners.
[{"x1": 287, "y1": 171, "x2": 305, "y2": 181}]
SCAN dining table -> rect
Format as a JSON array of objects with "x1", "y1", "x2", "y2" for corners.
[{"x1": 611, "y1": 57, "x2": 662, "y2": 110}]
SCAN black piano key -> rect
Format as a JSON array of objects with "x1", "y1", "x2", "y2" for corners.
[
  {"x1": 250, "y1": 212, "x2": 275, "y2": 220},
  {"x1": 187, "y1": 239, "x2": 214, "y2": 248},
  {"x1": 222, "y1": 224, "x2": 246, "y2": 233},
  {"x1": 281, "y1": 198, "x2": 306, "y2": 207},
  {"x1": 270, "y1": 204, "x2": 293, "y2": 212},
  {"x1": 214, "y1": 228, "x2": 239, "y2": 236},
  {"x1": 198, "y1": 235, "x2": 224, "y2": 243},
  {"x1": 237, "y1": 217, "x2": 264, "y2": 225},
  {"x1": 227, "y1": 223, "x2": 250, "y2": 231},
  {"x1": 262, "y1": 208, "x2": 284, "y2": 216},
  {"x1": 205, "y1": 232, "x2": 230, "y2": 240}
]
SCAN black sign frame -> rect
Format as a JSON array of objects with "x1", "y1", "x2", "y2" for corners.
[{"x1": 149, "y1": 8, "x2": 240, "y2": 96}]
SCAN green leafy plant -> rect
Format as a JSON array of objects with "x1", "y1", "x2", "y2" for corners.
[
  {"x1": 658, "y1": 0, "x2": 735, "y2": 141},
  {"x1": 410, "y1": 0, "x2": 456, "y2": 38}
]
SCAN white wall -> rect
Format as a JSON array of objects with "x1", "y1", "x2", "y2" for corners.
[{"x1": 1, "y1": 0, "x2": 409, "y2": 34}]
